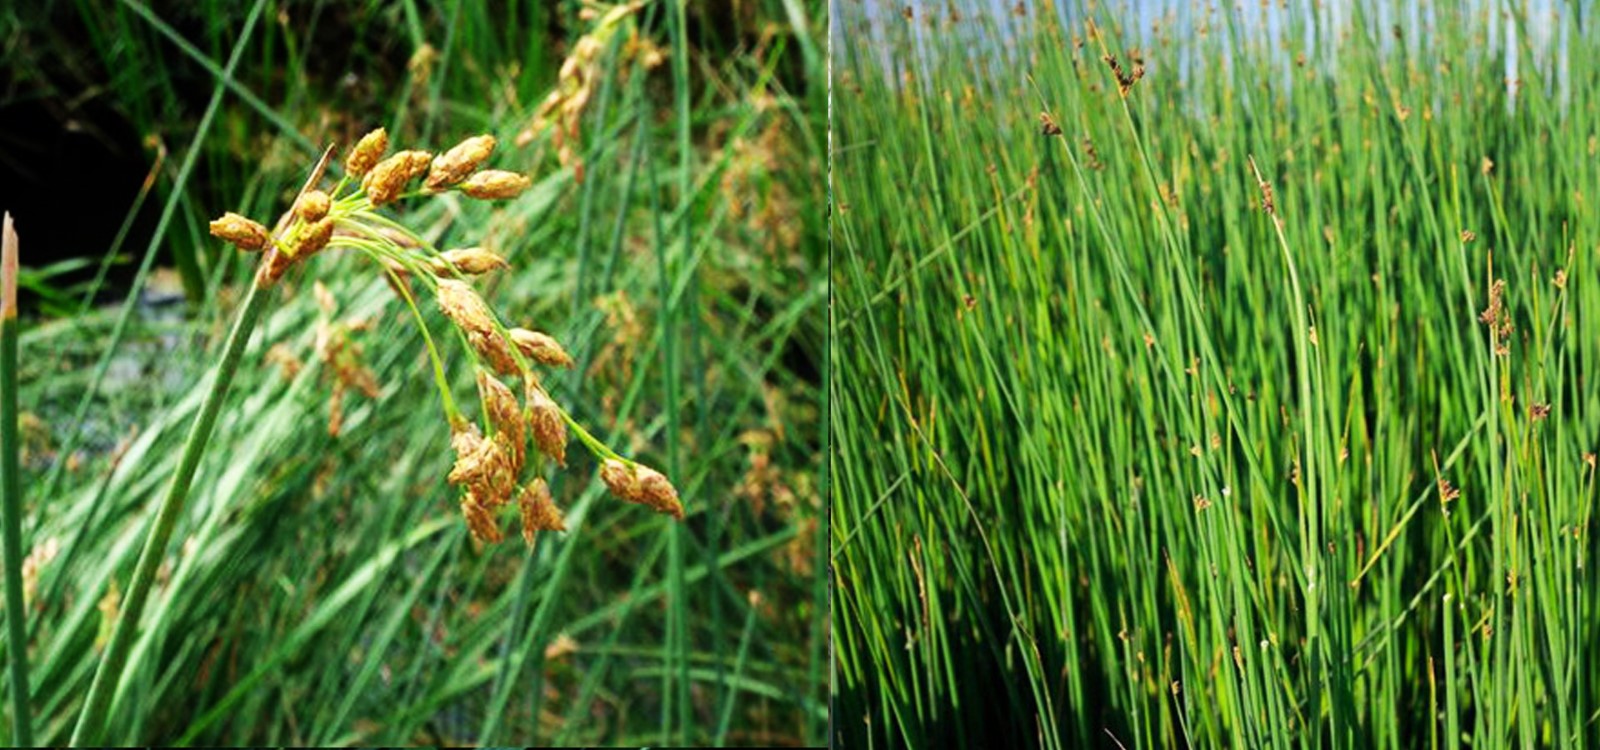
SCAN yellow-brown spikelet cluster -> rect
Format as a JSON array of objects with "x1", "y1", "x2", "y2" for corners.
[
  {"x1": 208, "y1": 125, "x2": 682, "y2": 546},
  {"x1": 297, "y1": 190, "x2": 331, "y2": 222},
  {"x1": 459, "y1": 170, "x2": 533, "y2": 200},
  {"x1": 600, "y1": 458, "x2": 684, "y2": 519},
  {"x1": 525, "y1": 384, "x2": 568, "y2": 467},
  {"x1": 345, "y1": 127, "x2": 389, "y2": 177},
  {"x1": 209, "y1": 212, "x2": 271, "y2": 251},
  {"x1": 510, "y1": 328, "x2": 575, "y2": 368},
  {"x1": 430, "y1": 247, "x2": 508, "y2": 276},
  {"x1": 519, "y1": 479, "x2": 566, "y2": 544},
  {"x1": 426, "y1": 135, "x2": 497, "y2": 190},
  {"x1": 364, "y1": 150, "x2": 434, "y2": 206},
  {"x1": 518, "y1": 2, "x2": 660, "y2": 181}
]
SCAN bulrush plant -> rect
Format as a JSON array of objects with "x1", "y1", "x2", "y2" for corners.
[{"x1": 70, "y1": 128, "x2": 681, "y2": 745}]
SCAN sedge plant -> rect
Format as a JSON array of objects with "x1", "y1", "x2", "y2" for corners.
[
  {"x1": 1, "y1": 214, "x2": 32, "y2": 746},
  {"x1": 70, "y1": 128, "x2": 684, "y2": 746},
  {"x1": 833, "y1": 2, "x2": 1596, "y2": 748}
]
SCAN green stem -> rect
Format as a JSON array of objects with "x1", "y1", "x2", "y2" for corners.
[
  {"x1": 70, "y1": 268, "x2": 275, "y2": 746},
  {"x1": 2, "y1": 214, "x2": 33, "y2": 746}
]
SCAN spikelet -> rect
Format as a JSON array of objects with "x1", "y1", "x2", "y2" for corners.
[
  {"x1": 459, "y1": 170, "x2": 532, "y2": 200},
  {"x1": 460, "y1": 492, "x2": 503, "y2": 543},
  {"x1": 447, "y1": 423, "x2": 495, "y2": 487},
  {"x1": 436, "y1": 279, "x2": 497, "y2": 336},
  {"x1": 448, "y1": 422, "x2": 516, "y2": 508},
  {"x1": 430, "y1": 247, "x2": 508, "y2": 276},
  {"x1": 479, "y1": 369, "x2": 526, "y2": 473},
  {"x1": 599, "y1": 459, "x2": 684, "y2": 519},
  {"x1": 470, "y1": 330, "x2": 522, "y2": 376},
  {"x1": 479, "y1": 444, "x2": 518, "y2": 507},
  {"x1": 290, "y1": 217, "x2": 335, "y2": 258},
  {"x1": 518, "y1": 479, "x2": 566, "y2": 544},
  {"x1": 525, "y1": 385, "x2": 568, "y2": 466},
  {"x1": 634, "y1": 464, "x2": 684, "y2": 519},
  {"x1": 509, "y1": 328, "x2": 574, "y2": 368},
  {"x1": 345, "y1": 128, "x2": 389, "y2": 177},
  {"x1": 426, "y1": 135, "x2": 497, "y2": 190},
  {"x1": 600, "y1": 458, "x2": 638, "y2": 499},
  {"x1": 363, "y1": 149, "x2": 433, "y2": 206},
  {"x1": 209, "y1": 212, "x2": 272, "y2": 251},
  {"x1": 297, "y1": 190, "x2": 331, "y2": 222}
]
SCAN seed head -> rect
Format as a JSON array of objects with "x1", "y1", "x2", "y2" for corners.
[
  {"x1": 426, "y1": 134, "x2": 497, "y2": 190},
  {"x1": 363, "y1": 149, "x2": 433, "y2": 206},
  {"x1": 470, "y1": 330, "x2": 522, "y2": 376},
  {"x1": 479, "y1": 370, "x2": 525, "y2": 472},
  {"x1": 600, "y1": 459, "x2": 684, "y2": 519},
  {"x1": 297, "y1": 190, "x2": 331, "y2": 223},
  {"x1": 1039, "y1": 112, "x2": 1062, "y2": 136},
  {"x1": 450, "y1": 422, "x2": 516, "y2": 508},
  {"x1": 459, "y1": 170, "x2": 532, "y2": 200},
  {"x1": 209, "y1": 212, "x2": 272, "y2": 251},
  {"x1": 519, "y1": 479, "x2": 566, "y2": 544},
  {"x1": 436, "y1": 279, "x2": 497, "y2": 336},
  {"x1": 290, "y1": 217, "x2": 335, "y2": 259},
  {"x1": 448, "y1": 423, "x2": 495, "y2": 487},
  {"x1": 460, "y1": 492, "x2": 503, "y2": 544},
  {"x1": 431, "y1": 247, "x2": 509, "y2": 276},
  {"x1": 510, "y1": 328, "x2": 575, "y2": 368},
  {"x1": 600, "y1": 458, "x2": 638, "y2": 499},
  {"x1": 635, "y1": 464, "x2": 684, "y2": 519},
  {"x1": 525, "y1": 386, "x2": 568, "y2": 466},
  {"x1": 345, "y1": 127, "x2": 389, "y2": 178}
]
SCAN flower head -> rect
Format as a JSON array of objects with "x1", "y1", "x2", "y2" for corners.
[
  {"x1": 209, "y1": 212, "x2": 272, "y2": 251},
  {"x1": 459, "y1": 170, "x2": 532, "y2": 200},
  {"x1": 427, "y1": 135, "x2": 497, "y2": 190}
]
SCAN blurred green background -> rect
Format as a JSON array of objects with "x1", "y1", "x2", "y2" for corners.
[{"x1": 0, "y1": 0, "x2": 825, "y2": 745}]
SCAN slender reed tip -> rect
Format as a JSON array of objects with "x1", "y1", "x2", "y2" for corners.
[{"x1": 2, "y1": 212, "x2": 16, "y2": 319}]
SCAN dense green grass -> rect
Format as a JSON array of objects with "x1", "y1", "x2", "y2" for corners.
[
  {"x1": 832, "y1": 1, "x2": 1596, "y2": 747},
  {"x1": 2, "y1": 0, "x2": 824, "y2": 744}
]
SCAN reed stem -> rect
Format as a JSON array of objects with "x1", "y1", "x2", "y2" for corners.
[
  {"x1": 69, "y1": 266, "x2": 274, "y2": 746},
  {"x1": 2, "y1": 213, "x2": 33, "y2": 747}
]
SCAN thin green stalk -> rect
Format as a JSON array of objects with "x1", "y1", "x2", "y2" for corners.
[
  {"x1": 2, "y1": 214, "x2": 33, "y2": 746},
  {"x1": 69, "y1": 265, "x2": 274, "y2": 746}
]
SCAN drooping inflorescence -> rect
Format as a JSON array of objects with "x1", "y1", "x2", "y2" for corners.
[{"x1": 209, "y1": 127, "x2": 684, "y2": 545}]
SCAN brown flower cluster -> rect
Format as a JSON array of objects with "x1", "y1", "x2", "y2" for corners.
[
  {"x1": 208, "y1": 126, "x2": 684, "y2": 546},
  {"x1": 1479, "y1": 278, "x2": 1513, "y2": 356},
  {"x1": 517, "y1": 2, "x2": 662, "y2": 182},
  {"x1": 1103, "y1": 54, "x2": 1146, "y2": 97}
]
